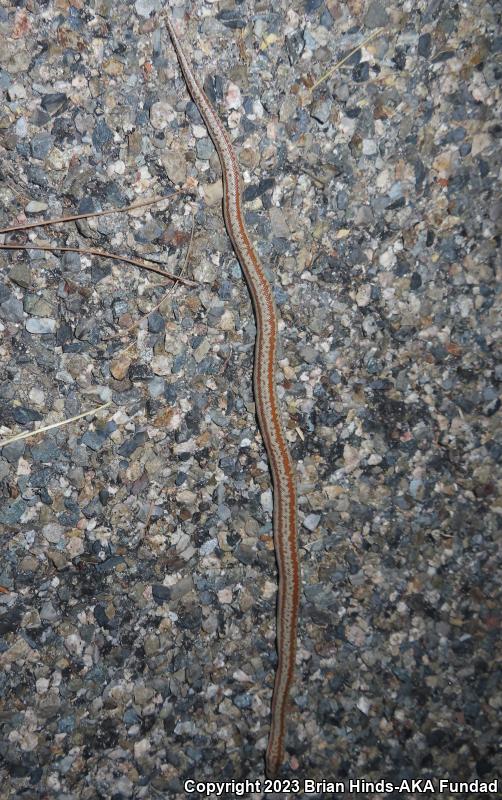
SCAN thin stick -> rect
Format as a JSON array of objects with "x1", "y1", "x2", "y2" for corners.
[
  {"x1": 0, "y1": 242, "x2": 197, "y2": 287},
  {"x1": 308, "y1": 27, "x2": 385, "y2": 93},
  {"x1": 0, "y1": 401, "x2": 111, "y2": 448},
  {"x1": 0, "y1": 192, "x2": 184, "y2": 235}
]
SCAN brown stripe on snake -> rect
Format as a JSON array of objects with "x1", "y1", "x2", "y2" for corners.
[{"x1": 165, "y1": 14, "x2": 300, "y2": 777}]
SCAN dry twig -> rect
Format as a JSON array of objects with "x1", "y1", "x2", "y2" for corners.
[
  {"x1": 308, "y1": 27, "x2": 385, "y2": 93},
  {"x1": 0, "y1": 191, "x2": 197, "y2": 287},
  {"x1": 0, "y1": 402, "x2": 112, "y2": 448}
]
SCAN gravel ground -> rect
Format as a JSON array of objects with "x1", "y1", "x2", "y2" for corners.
[{"x1": 0, "y1": 0, "x2": 500, "y2": 798}]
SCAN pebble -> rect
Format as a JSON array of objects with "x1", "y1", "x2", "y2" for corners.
[
  {"x1": 40, "y1": 92, "x2": 67, "y2": 115},
  {"x1": 80, "y1": 430, "x2": 107, "y2": 451},
  {"x1": 303, "y1": 513, "x2": 321, "y2": 532},
  {"x1": 269, "y1": 206, "x2": 290, "y2": 237},
  {"x1": 310, "y1": 98, "x2": 332, "y2": 124},
  {"x1": 362, "y1": 138, "x2": 378, "y2": 156},
  {"x1": 225, "y1": 83, "x2": 242, "y2": 111},
  {"x1": 149, "y1": 100, "x2": 174, "y2": 130},
  {"x1": 25, "y1": 317, "x2": 56, "y2": 334},
  {"x1": 110, "y1": 353, "x2": 132, "y2": 381},
  {"x1": 364, "y1": 1, "x2": 389, "y2": 27},
  {"x1": 25, "y1": 200, "x2": 48, "y2": 214},
  {"x1": 355, "y1": 284, "x2": 372, "y2": 307},
  {"x1": 202, "y1": 179, "x2": 223, "y2": 206},
  {"x1": 0, "y1": 295, "x2": 24, "y2": 322},
  {"x1": 1, "y1": 440, "x2": 25, "y2": 464},
  {"x1": 30, "y1": 132, "x2": 53, "y2": 159},
  {"x1": 160, "y1": 149, "x2": 187, "y2": 185},
  {"x1": 216, "y1": 8, "x2": 246, "y2": 30},
  {"x1": 8, "y1": 262, "x2": 31, "y2": 288},
  {"x1": 15, "y1": 116, "x2": 28, "y2": 137},
  {"x1": 134, "y1": 219, "x2": 163, "y2": 243},
  {"x1": 0, "y1": 497, "x2": 27, "y2": 524},
  {"x1": 196, "y1": 137, "x2": 214, "y2": 160},
  {"x1": 147, "y1": 311, "x2": 165, "y2": 334},
  {"x1": 151, "y1": 354, "x2": 171, "y2": 375},
  {"x1": 92, "y1": 118, "x2": 113, "y2": 150},
  {"x1": 7, "y1": 83, "x2": 27, "y2": 100}
]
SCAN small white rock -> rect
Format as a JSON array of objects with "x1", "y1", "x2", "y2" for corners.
[
  {"x1": 133, "y1": 738, "x2": 150, "y2": 758},
  {"x1": 151, "y1": 354, "x2": 171, "y2": 375},
  {"x1": 355, "y1": 284, "x2": 372, "y2": 307},
  {"x1": 357, "y1": 696, "x2": 371, "y2": 715},
  {"x1": 260, "y1": 489, "x2": 273, "y2": 512},
  {"x1": 149, "y1": 100, "x2": 174, "y2": 130},
  {"x1": 225, "y1": 82, "x2": 242, "y2": 110},
  {"x1": 217, "y1": 587, "x2": 233, "y2": 604},
  {"x1": 177, "y1": 490, "x2": 197, "y2": 505},
  {"x1": 36, "y1": 677, "x2": 50, "y2": 694},
  {"x1": 29, "y1": 387, "x2": 45, "y2": 405},
  {"x1": 65, "y1": 633, "x2": 84, "y2": 656},
  {"x1": 26, "y1": 317, "x2": 56, "y2": 334},
  {"x1": 471, "y1": 133, "x2": 491, "y2": 156},
  {"x1": 303, "y1": 513, "x2": 321, "y2": 532},
  {"x1": 203, "y1": 179, "x2": 223, "y2": 207},
  {"x1": 42, "y1": 522, "x2": 64, "y2": 544},
  {"x1": 110, "y1": 159, "x2": 126, "y2": 175},
  {"x1": 200, "y1": 538, "x2": 218, "y2": 556},
  {"x1": 362, "y1": 138, "x2": 377, "y2": 156},
  {"x1": 343, "y1": 444, "x2": 360, "y2": 471},
  {"x1": 25, "y1": 200, "x2": 48, "y2": 214},
  {"x1": 15, "y1": 116, "x2": 28, "y2": 137},
  {"x1": 218, "y1": 309, "x2": 235, "y2": 331},
  {"x1": 19, "y1": 731, "x2": 39, "y2": 752},
  {"x1": 7, "y1": 83, "x2": 27, "y2": 100},
  {"x1": 66, "y1": 536, "x2": 84, "y2": 559},
  {"x1": 379, "y1": 248, "x2": 395, "y2": 269}
]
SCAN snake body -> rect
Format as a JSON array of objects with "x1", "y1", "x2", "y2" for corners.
[{"x1": 165, "y1": 15, "x2": 300, "y2": 777}]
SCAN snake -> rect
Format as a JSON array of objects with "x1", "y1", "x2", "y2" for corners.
[{"x1": 165, "y1": 13, "x2": 300, "y2": 778}]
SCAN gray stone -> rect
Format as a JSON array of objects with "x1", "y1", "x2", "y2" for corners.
[
  {"x1": 81, "y1": 430, "x2": 107, "y2": 451},
  {"x1": 25, "y1": 317, "x2": 56, "y2": 334},
  {"x1": 92, "y1": 118, "x2": 113, "y2": 150},
  {"x1": 364, "y1": 1, "x2": 389, "y2": 27},
  {"x1": 1, "y1": 439, "x2": 26, "y2": 464},
  {"x1": 31, "y1": 133, "x2": 53, "y2": 160},
  {"x1": 0, "y1": 497, "x2": 27, "y2": 525},
  {"x1": 311, "y1": 99, "x2": 332, "y2": 124},
  {"x1": 0, "y1": 296, "x2": 24, "y2": 322},
  {"x1": 8, "y1": 262, "x2": 31, "y2": 288},
  {"x1": 196, "y1": 138, "x2": 214, "y2": 160},
  {"x1": 134, "y1": 220, "x2": 163, "y2": 243},
  {"x1": 25, "y1": 200, "x2": 48, "y2": 214},
  {"x1": 40, "y1": 92, "x2": 67, "y2": 115}
]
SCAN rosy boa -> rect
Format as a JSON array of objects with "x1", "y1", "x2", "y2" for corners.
[{"x1": 165, "y1": 14, "x2": 300, "y2": 777}]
